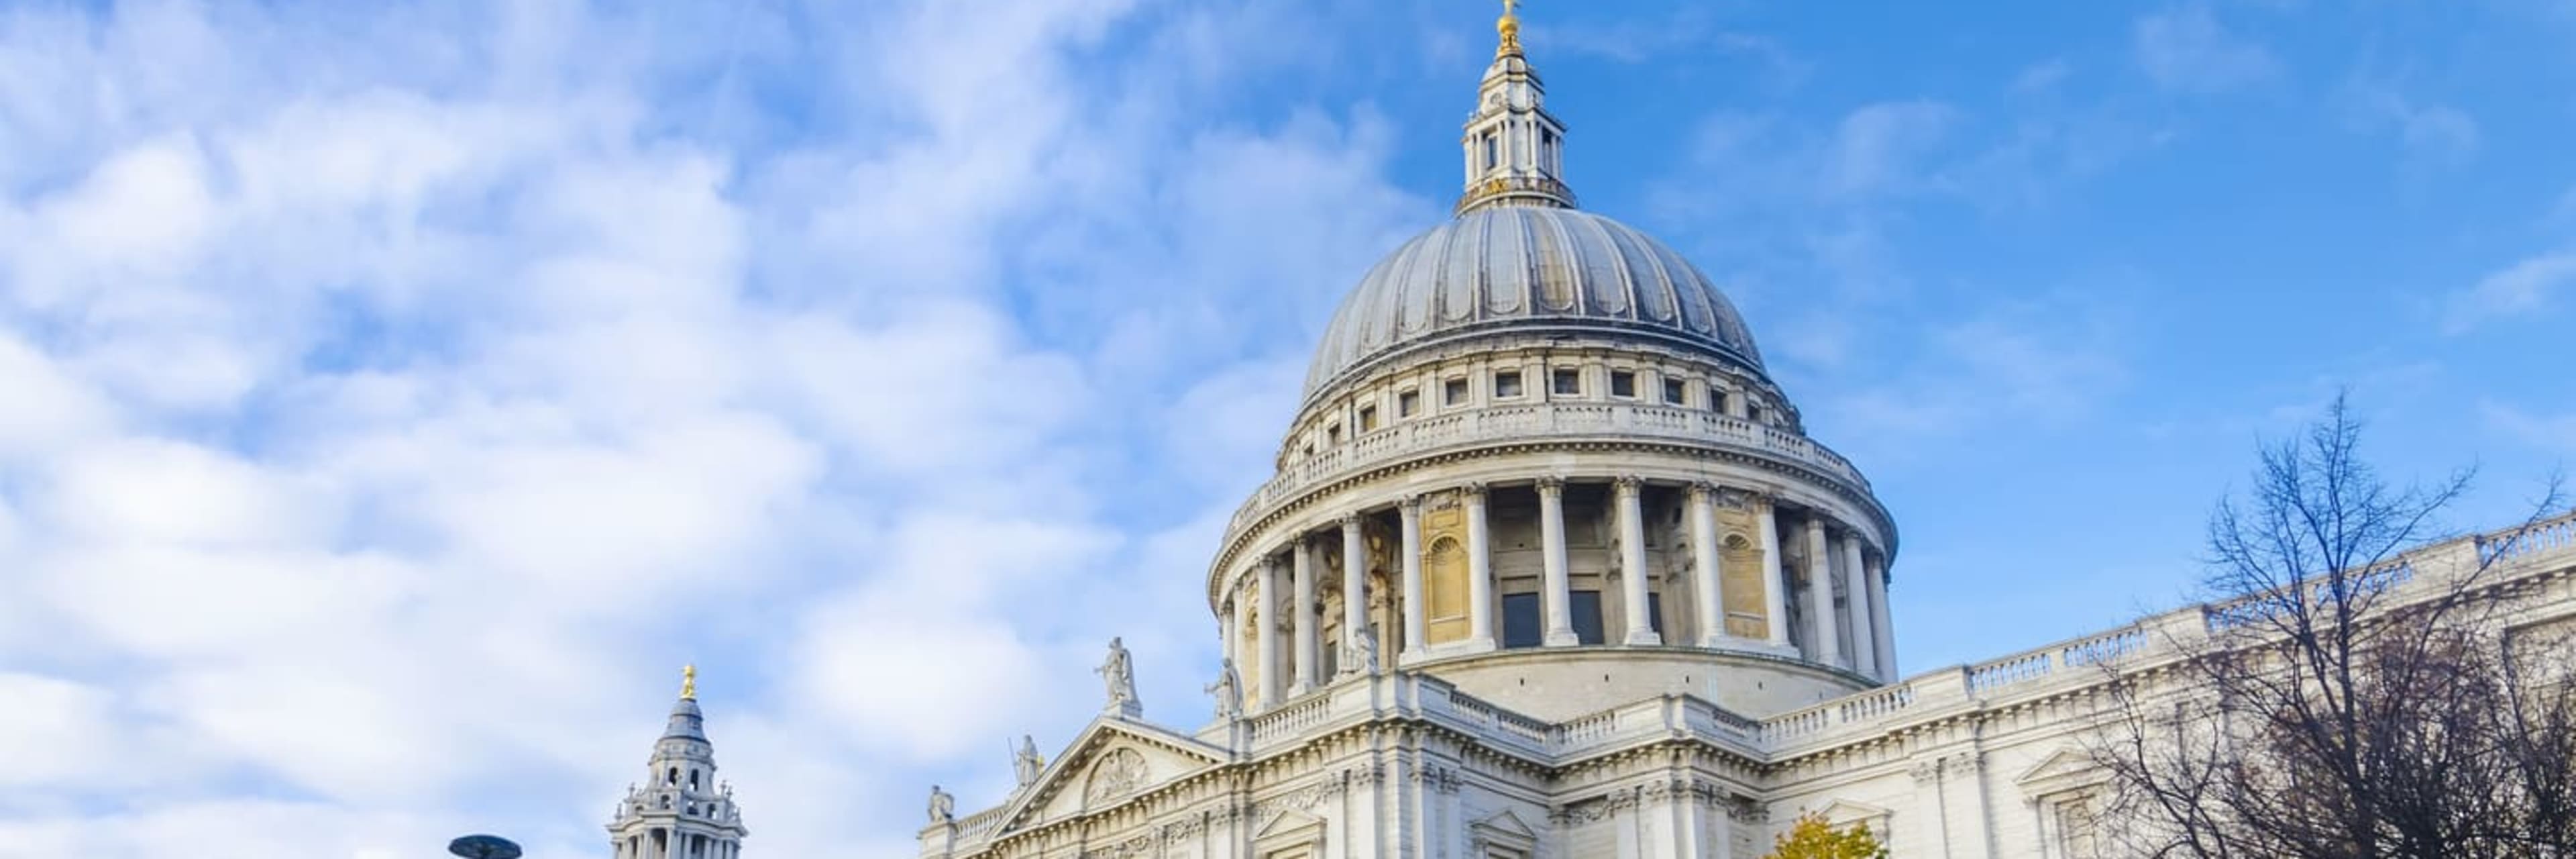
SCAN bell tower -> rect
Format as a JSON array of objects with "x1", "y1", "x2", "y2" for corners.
[
  {"x1": 1456, "y1": 0, "x2": 1575, "y2": 213},
  {"x1": 608, "y1": 666, "x2": 749, "y2": 859}
]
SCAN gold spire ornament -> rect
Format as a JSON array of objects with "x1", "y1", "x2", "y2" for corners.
[
  {"x1": 681, "y1": 664, "x2": 698, "y2": 700},
  {"x1": 1496, "y1": 0, "x2": 1522, "y2": 56}
]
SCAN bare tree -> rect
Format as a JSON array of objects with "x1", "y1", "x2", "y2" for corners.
[{"x1": 2089, "y1": 394, "x2": 2574, "y2": 859}]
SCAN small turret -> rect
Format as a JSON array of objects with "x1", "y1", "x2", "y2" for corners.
[{"x1": 607, "y1": 666, "x2": 749, "y2": 859}]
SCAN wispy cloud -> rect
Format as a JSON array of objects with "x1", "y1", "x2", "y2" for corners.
[
  {"x1": 2445, "y1": 250, "x2": 2576, "y2": 333},
  {"x1": 2134, "y1": 4, "x2": 2282, "y2": 95}
]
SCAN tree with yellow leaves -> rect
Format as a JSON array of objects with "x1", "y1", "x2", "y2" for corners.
[{"x1": 1762, "y1": 811, "x2": 1889, "y2": 859}]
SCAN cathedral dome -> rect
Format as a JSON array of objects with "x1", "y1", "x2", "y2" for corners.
[{"x1": 1302, "y1": 206, "x2": 1765, "y2": 400}]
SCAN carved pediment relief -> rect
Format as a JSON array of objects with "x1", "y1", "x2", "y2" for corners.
[{"x1": 991, "y1": 718, "x2": 1228, "y2": 836}]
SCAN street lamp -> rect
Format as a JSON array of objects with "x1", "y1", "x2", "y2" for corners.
[{"x1": 447, "y1": 834, "x2": 523, "y2": 859}]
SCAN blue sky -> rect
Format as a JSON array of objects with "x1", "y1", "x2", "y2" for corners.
[{"x1": 1, "y1": 1, "x2": 2571, "y2": 856}]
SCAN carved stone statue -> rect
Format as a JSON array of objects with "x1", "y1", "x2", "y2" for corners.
[
  {"x1": 1097, "y1": 636, "x2": 1140, "y2": 717},
  {"x1": 1205, "y1": 658, "x2": 1243, "y2": 719},
  {"x1": 1013, "y1": 734, "x2": 1044, "y2": 787},
  {"x1": 927, "y1": 785, "x2": 954, "y2": 823},
  {"x1": 1354, "y1": 625, "x2": 1380, "y2": 675}
]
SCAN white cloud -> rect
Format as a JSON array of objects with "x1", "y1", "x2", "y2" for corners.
[
  {"x1": 0, "y1": 0, "x2": 1423, "y2": 854},
  {"x1": 2134, "y1": 4, "x2": 2281, "y2": 95},
  {"x1": 2445, "y1": 250, "x2": 2576, "y2": 333}
]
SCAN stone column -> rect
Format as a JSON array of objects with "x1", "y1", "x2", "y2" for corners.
[
  {"x1": 1615, "y1": 476, "x2": 1660, "y2": 646},
  {"x1": 1399, "y1": 495, "x2": 1426, "y2": 660},
  {"x1": 1868, "y1": 551, "x2": 1896, "y2": 680},
  {"x1": 1804, "y1": 516, "x2": 1842, "y2": 666},
  {"x1": 1293, "y1": 535, "x2": 1319, "y2": 694},
  {"x1": 1536, "y1": 476, "x2": 1578, "y2": 646},
  {"x1": 1688, "y1": 483, "x2": 1725, "y2": 647},
  {"x1": 1256, "y1": 555, "x2": 1281, "y2": 706},
  {"x1": 1758, "y1": 498, "x2": 1791, "y2": 647},
  {"x1": 1340, "y1": 513, "x2": 1369, "y2": 674},
  {"x1": 1842, "y1": 532, "x2": 1878, "y2": 679},
  {"x1": 1464, "y1": 483, "x2": 1497, "y2": 650}
]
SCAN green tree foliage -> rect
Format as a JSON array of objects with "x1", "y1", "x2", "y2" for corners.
[{"x1": 1763, "y1": 811, "x2": 1889, "y2": 859}]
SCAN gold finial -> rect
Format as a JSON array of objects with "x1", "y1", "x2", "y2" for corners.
[
  {"x1": 1496, "y1": 0, "x2": 1523, "y2": 56},
  {"x1": 681, "y1": 664, "x2": 698, "y2": 700}
]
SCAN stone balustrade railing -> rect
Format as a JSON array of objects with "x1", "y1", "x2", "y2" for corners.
[{"x1": 1223, "y1": 402, "x2": 1873, "y2": 539}]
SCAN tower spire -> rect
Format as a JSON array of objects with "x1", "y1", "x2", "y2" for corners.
[
  {"x1": 1456, "y1": 0, "x2": 1574, "y2": 214},
  {"x1": 609, "y1": 668, "x2": 748, "y2": 859}
]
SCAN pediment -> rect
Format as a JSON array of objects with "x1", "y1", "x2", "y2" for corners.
[
  {"x1": 1470, "y1": 809, "x2": 1540, "y2": 852},
  {"x1": 1254, "y1": 808, "x2": 1325, "y2": 852},
  {"x1": 1819, "y1": 799, "x2": 1892, "y2": 827},
  {"x1": 2014, "y1": 747, "x2": 2108, "y2": 797},
  {"x1": 991, "y1": 717, "x2": 1229, "y2": 836}
]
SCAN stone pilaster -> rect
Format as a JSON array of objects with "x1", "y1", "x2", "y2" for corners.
[{"x1": 1688, "y1": 482, "x2": 1725, "y2": 647}]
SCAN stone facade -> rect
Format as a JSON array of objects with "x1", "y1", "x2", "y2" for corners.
[{"x1": 860, "y1": 9, "x2": 2576, "y2": 859}]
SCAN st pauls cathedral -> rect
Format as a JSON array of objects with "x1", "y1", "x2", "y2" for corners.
[{"x1": 599, "y1": 7, "x2": 2576, "y2": 859}]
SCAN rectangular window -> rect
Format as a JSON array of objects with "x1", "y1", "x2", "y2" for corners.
[
  {"x1": 1444, "y1": 377, "x2": 1469, "y2": 405},
  {"x1": 1495, "y1": 369, "x2": 1524, "y2": 398},
  {"x1": 1483, "y1": 132, "x2": 1498, "y2": 170},
  {"x1": 1552, "y1": 368, "x2": 1581, "y2": 395},
  {"x1": 1712, "y1": 389, "x2": 1731, "y2": 415},
  {"x1": 1327, "y1": 424, "x2": 1342, "y2": 444},
  {"x1": 1647, "y1": 593, "x2": 1665, "y2": 636},
  {"x1": 1609, "y1": 370, "x2": 1637, "y2": 398},
  {"x1": 1398, "y1": 389, "x2": 1420, "y2": 417},
  {"x1": 1501, "y1": 593, "x2": 1542, "y2": 649},
  {"x1": 1662, "y1": 378, "x2": 1686, "y2": 405},
  {"x1": 1358, "y1": 405, "x2": 1379, "y2": 432},
  {"x1": 1542, "y1": 129, "x2": 1558, "y2": 172},
  {"x1": 1570, "y1": 591, "x2": 1606, "y2": 645}
]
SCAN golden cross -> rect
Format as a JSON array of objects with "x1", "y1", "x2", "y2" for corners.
[{"x1": 1501, "y1": 0, "x2": 1519, "y2": 19}]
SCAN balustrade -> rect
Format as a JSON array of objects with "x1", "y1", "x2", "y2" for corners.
[{"x1": 1228, "y1": 402, "x2": 1875, "y2": 536}]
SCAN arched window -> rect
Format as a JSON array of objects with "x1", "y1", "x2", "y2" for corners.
[
  {"x1": 666, "y1": 766, "x2": 679, "y2": 785},
  {"x1": 689, "y1": 769, "x2": 700, "y2": 790},
  {"x1": 1424, "y1": 535, "x2": 1468, "y2": 644}
]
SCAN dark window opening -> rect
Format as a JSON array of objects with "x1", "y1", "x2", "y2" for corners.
[
  {"x1": 1501, "y1": 593, "x2": 1542, "y2": 648},
  {"x1": 1495, "y1": 370, "x2": 1524, "y2": 398},
  {"x1": 1662, "y1": 378, "x2": 1686, "y2": 405},
  {"x1": 1610, "y1": 370, "x2": 1637, "y2": 397},
  {"x1": 1483, "y1": 132, "x2": 1499, "y2": 170},
  {"x1": 1398, "y1": 389, "x2": 1420, "y2": 417},
  {"x1": 1552, "y1": 368, "x2": 1580, "y2": 395},
  {"x1": 1570, "y1": 590, "x2": 1606, "y2": 645},
  {"x1": 1444, "y1": 377, "x2": 1469, "y2": 405},
  {"x1": 1713, "y1": 390, "x2": 1731, "y2": 414},
  {"x1": 1648, "y1": 593, "x2": 1666, "y2": 636},
  {"x1": 1358, "y1": 406, "x2": 1378, "y2": 432}
]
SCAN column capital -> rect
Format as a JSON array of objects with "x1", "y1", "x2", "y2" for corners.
[
  {"x1": 1339, "y1": 511, "x2": 1364, "y2": 528},
  {"x1": 1460, "y1": 481, "x2": 1489, "y2": 499},
  {"x1": 1534, "y1": 474, "x2": 1566, "y2": 496},
  {"x1": 1687, "y1": 481, "x2": 1718, "y2": 500},
  {"x1": 1613, "y1": 474, "x2": 1644, "y2": 495},
  {"x1": 1398, "y1": 494, "x2": 1424, "y2": 514}
]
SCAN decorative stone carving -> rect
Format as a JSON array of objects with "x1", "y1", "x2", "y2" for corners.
[
  {"x1": 1014, "y1": 735, "x2": 1045, "y2": 787},
  {"x1": 1097, "y1": 637, "x2": 1141, "y2": 718},
  {"x1": 927, "y1": 785, "x2": 954, "y2": 824},
  {"x1": 1083, "y1": 748, "x2": 1148, "y2": 807},
  {"x1": 1206, "y1": 658, "x2": 1243, "y2": 719}
]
